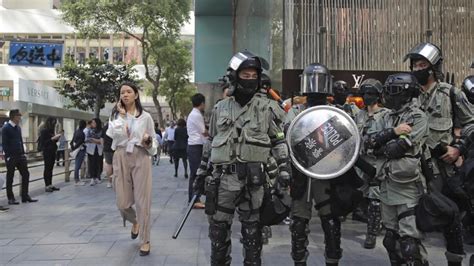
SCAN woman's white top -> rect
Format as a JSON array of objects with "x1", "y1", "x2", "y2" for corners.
[{"x1": 106, "y1": 110, "x2": 158, "y2": 155}]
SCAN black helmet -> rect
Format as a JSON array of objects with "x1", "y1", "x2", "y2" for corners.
[
  {"x1": 359, "y1": 79, "x2": 383, "y2": 95},
  {"x1": 227, "y1": 50, "x2": 269, "y2": 78},
  {"x1": 404, "y1": 42, "x2": 444, "y2": 81},
  {"x1": 225, "y1": 50, "x2": 269, "y2": 96},
  {"x1": 333, "y1": 80, "x2": 349, "y2": 93},
  {"x1": 383, "y1": 73, "x2": 421, "y2": 110},
  {"x1": 261, "y1": 73, "x2": 271, "y2": 90},
  {"x1": 300, "y1": 63, "x2": 332, "y2": 95},
  {"x1": 462, "y1": 75, "x2": 474, "y2": 104}
]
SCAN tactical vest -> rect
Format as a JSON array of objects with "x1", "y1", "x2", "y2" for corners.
[
  {"x1": 382, "y1": 106, "x2": 428, "y2": 183},
  {"x1": 419, "y1": 82, "x2": 454, "y2": 149},
  {"x1": 210, "y1": 94, "x2": 273, "y2": 164}
]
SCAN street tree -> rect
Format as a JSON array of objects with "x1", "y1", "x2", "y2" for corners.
[
  {"x1": 159, "y1": 39, "x2": 193, "y2": 119},
  {"x1": 56, "y1": 58, "x2": 138, "y2": 118},
  {"x1": 60, "y1": 0, "x2": 191, "y2": 125}
]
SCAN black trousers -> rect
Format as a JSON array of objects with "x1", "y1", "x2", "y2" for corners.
[
  {"x1": 56, "y1": 150, "x2": 65, "y2": 166},
  {"x1": 88, "y1": 149, "x2": 102, "y2": 179},
  {"x1": 187, "y1": 145, "x2": 203, "y2": 202},
  {"x1": 43, "y1": 148, "x2": 57, "y2": 187},
  {"x1": 5, "y1": 155, "x2": 30, "y2": 200}
]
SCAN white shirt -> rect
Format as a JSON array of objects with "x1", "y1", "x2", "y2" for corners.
[
  {"x1": 106, "y1": 111, "x2": 157, "y2": 155},
  {"x1": 165, "y1": 126, "x2": 175, "y2": 141},
  {"x1": 186, "y1": 108, "x2": 207, "y2": 145}
]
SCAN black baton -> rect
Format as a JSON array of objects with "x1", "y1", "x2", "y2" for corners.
[{"x1": 172, "y1": 194, "x2": 198, "y2": 239}]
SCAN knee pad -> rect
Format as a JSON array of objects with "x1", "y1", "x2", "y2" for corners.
[
  {"x1": 241, "y1": 221, "x2": 262, "y2": 246},
  {"x1": 382, "y1": 229, "x2": 400, "y2": 252},
  {"x1": 290, "y1": 216, "x2": 310, "y2": 235},
  {"x1": 399, "y1": 236, "x2": 422, "y2": 262},
  {"x1": 209, "y1": 221, "x2": 230, "y2": 243}
]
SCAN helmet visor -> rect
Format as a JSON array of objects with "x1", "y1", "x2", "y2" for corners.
[{"x1": 301, "y1": 73, "x2": 330, "y2": 94}]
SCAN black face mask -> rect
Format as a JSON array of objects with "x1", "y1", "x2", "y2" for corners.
[
  {"x1": 412, "y1": 68, "x2": 431, "y2": 85},
  {"x1": 307, "y1": 93, "x2": 328, "y2": 107},
  {"x1": 383, "y1": 94, "x2": 410, "y2": 110},
  {"x1": 237, "y1": 79, "x2": 259, "y2": 94},
  {"x1": 363, "y1": 94, "x2": 379, "y2": 106},
  {"x1": 334, "y1": 92, "x2": 347, "y2": 105}
]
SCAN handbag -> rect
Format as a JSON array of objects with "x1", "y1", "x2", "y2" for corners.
[{"x1": 70, "y1": 146, "x2": 81, "y2": 159}]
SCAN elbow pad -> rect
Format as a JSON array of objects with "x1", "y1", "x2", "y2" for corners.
[
  {"x1": 366, "y1": 128, "x2": 397, "y2": 149},
  {"x1": 384, "y1": 137, "x2": 412, "y2": 159}
]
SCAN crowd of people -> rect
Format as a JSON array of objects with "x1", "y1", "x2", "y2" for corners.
[{"x1": 190, "y1": 43, "x2": 474, "y2": 266}]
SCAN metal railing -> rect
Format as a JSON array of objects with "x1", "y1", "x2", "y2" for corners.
[{"x1": 1, "y1": 141, "x2": 73, "y2": 190}]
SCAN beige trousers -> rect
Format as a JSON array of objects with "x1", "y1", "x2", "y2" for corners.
[{"x1": 113, "y1": 147, "x2": 152, "y2": 244}]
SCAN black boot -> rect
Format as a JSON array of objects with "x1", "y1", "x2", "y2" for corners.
[
  {"x1": 241, "y1": 221, "x2": 262, "y2": 266},
  {"x1": 320, "y1": 215, "x2": 342, "y2": 265},
  {"x1": 290, "y1": 216, "x2": 310, "y2": 266},
  {"x1": 443, "y1": 217, "x2": 465, "y2": 266},
  {"x1": 364, "y1": 199, "x2": 381, "y2": 249},
  {"x1": 399, "y1": 236, "x2": 427, "y2": 266},
  {"x1": 209, "y1": 221, "x2": 231, "y2": 266},
  {"x1": 383, "y1": 229, "x2": 404, "y2": 266}
]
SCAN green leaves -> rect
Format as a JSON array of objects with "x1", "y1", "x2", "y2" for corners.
[
  {"x1": 60, "y1": 0, "x2": 191, "y2": 124},
  {"x1": 56, "y1": 58, "x2": 138, "y2": 116}
]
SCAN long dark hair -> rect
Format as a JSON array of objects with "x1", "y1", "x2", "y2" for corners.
[
  {"x1": 111, "y1": 81, "x2": 144, "y2": 118},
  {"x1": 44, "y1": 117, "x2": 57, "y2": 131},
  {"x1": 92, "y1": 118, "x2": 102, "y2": 132}
]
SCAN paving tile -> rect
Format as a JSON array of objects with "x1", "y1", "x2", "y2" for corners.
[{"x1": 0, "y1": 156, "x2": 472, "y2": 265}]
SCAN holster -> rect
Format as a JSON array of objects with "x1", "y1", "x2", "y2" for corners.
[
  {"x1": 205, "y1": 174, "x2": 220, "y2": 215},
  {"x1": 235, "y1": 162, "x2": 265, "y2": 187}
]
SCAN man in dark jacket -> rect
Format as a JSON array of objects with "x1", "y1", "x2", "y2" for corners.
[{"x1": 2, "y1": 110, "x2": 37, "y2": 204}]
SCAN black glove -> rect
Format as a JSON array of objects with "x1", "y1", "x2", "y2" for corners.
[
  {"x1": 277, "y1": 169, "x2": 290, "y2": 189},
  {"x1": 193, "y1": 174, "x2": 206, "y2": 195}
]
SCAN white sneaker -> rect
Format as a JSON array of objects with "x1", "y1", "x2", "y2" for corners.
[
  {"x1": 106, "y1": 182, "x2": 112, "y2": 188},
  {"x1": 75, "y1": 181, "x2": 86, "y2": 186},
  {"x1": 90, "y1": 179, "x2": 96, "y2": 186},
  {"x1": 96, "y1": 179, "x2": 102, "y2": 184}
]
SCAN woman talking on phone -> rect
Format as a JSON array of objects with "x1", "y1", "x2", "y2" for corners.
[{"x1": 106, "y1": 81, "x2": 157, "y2": 256}]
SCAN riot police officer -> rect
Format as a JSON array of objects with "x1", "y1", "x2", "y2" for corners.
[
  {"x1": 462, "y1": 75, "x2": 474, "y2": 105},
  {"x1": 194, "y1": 51, "x2": 289, "y2": 266},
  {"x1": 405, "y1": 42, "x2": 474, "y2": 265},
  {"x1": 365, "y1": 73, "x2": 429, "y2": 265},
  {"x1": 288, "y1": 63, "x2": 363, "y2": 266},
  {"x1": 333, "y1": 80, "x2": 360, "y2": 119},
  {"x1": 354, "y1": 78, "x2": 390, "y2": 249}
]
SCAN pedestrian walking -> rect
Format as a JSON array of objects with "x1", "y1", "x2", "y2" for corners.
[{"x1": 107, "y1": 81, "x2": 157, "y2": 256}]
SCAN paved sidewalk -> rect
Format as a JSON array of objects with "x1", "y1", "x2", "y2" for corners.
[{"x1": 0, "y1": 155, "x2": 472, "y2": 265}]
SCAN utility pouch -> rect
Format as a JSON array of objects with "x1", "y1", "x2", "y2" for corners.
[
  {"x1": 205, "y1": 176, "x2": 220, "y2": 215},
  {"x1": 236, "y1": 163, "x2": 247, "y2": 180},
  {"x1": 246, "y1": 162, "x2": 265, "y2": 187}
]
